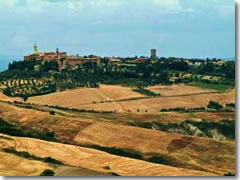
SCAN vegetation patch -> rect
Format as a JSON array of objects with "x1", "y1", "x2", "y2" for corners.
[
  {"x1": 153, "y1": 120, "x2": 235, "y2": 140},
  {"x1": 147, "y1": 156, "x2": 170, "y2": 165},
  {"x1": 160, "y1": 100, "x2": 234, "y2": 113},
  {"x1": 224, "y1": 172, "x2": 235, "y2": 176},
  {"x1": 226, "y1": 103, "x2": 235, "y2": 109},
  {"x1": 160, "y1": 107, "x2": 206, "y2": 113},
  {"x1": 86, "y1": 145, "x2": 142, "y2": 160},
  {"x1": 207, "y1": 100, "x2": 223, "y2": 111},
  {"x1": 84, "y1": 144, "x2": 170, "y2": 166},
  {"x1": 0, "y1": 118, "x2": 58, "y2": 142},
  {"x1": 40, "y1": 169, "x2": 56, "y2": 176},
  {"x1": 2, "y1": 147, "x2": 63, "y2": 165},
  {"x1": 0, "y1": 135, "x2": 14, "y2": 140},
  {"x1": 133, "y1": 88, "x2": 161, "y2": 97},
  {"x1": 188, "y1": 82, "x2": 234, "y2": 92}
]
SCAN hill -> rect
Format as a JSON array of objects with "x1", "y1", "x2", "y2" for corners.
[
  {"x1": 0, "y1": 101, "x2": 235, "y2": 176},
  {"x1": 0, "y1": 134, "x2": 217, "y2": 176},
  {"x1": 25, "y1": 84, "x2": 235, "y2": 113}
]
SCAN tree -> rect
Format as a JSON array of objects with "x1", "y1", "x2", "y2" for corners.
[{"x1": 3, "y1": 87, "x2": 11, "y2": 96}]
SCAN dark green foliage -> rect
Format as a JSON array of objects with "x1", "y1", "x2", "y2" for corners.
[
  {"x1": 3, "y1": 87, "x2": 11, "y2": 96},
  {"x1": 189, "y1": 120, "x2": 235, "y2": 139},
  {"x1": 133, "y1": 88, "x2": 160, "y2": 97},
  {"x1": 43, "y1": 157, "x2": 63, "y2": 165},
  {"x1": 226, "y1": 103, "x2": 235, "y2": 108},
  {"x1": 23, "y1": 95, "x2": 28, "y2": 102},
  {"x1": 2, "y1": 84, "x2": 57, "y2": 99},
  {"x1": 40, "y1": 169, "x2": 55, "y2": 176},
  {"x1": 110, "y1": 172, "x2": 121, "y2": 176},
  {"x1": 147, "y1": 156, "x2": 169, "y2": 165},
  {"x1": 1, "y1": 57, "x2": 235, "y2": 97},
  {"x1": 207, "y1": 100, "x2": 223, "y2": 110},
  {"x1": 41, "y1": 61, "x2": 58, "y2": 72},
  {"x1": 87, "y1": 145, "x2": 142, "y2": 160},
  {"x1": 3, "y1": 147, "x2": 63, "y2": 165},
  {"x1": 46, "y1": 104, "x2": 113, "y2": 114},
  {"x1": 50, "y1": 111, "x2": 56, "y2": 115},
  {"x1": 152, "y1": 120, "x2": 235, "y2": 140},
  {"x1": 0, "y1": 118, "x2": 26, "y2": 137},
  {"x1": 85, "y1": 145, "x2": 171, "y2": 166},
  {"x1": 224, "y1": 172, "x2": 235, "y2": 176},
  {"x1": 0, "y1": 118, "x2": 58, "y2": 142},
  {"x1": 160, "y1": 107, "x2": 206, "y2": 113},
  {"x1": 8, "y1": 60, "x2": 37, "y2": 71}
]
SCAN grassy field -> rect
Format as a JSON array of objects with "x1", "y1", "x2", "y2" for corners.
[{"x1": 187, "y1": 82, "x2": 234, "y2": 92}]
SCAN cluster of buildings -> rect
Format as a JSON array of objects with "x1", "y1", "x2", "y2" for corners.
[
  {"x1": 24, "y1": 44, "x2": 101, "y2": 71},
  {"x1": 24, "y1": 44, "x2": 159, "y2": 71}
]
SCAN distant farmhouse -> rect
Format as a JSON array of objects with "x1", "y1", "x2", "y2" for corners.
[{"x1": 24, "y1": 44, "x2": 101, "y2": 71}]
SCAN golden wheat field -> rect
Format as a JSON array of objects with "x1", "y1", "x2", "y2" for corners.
[
  {"x1": 0, "y1": 84, "x2": 235, "y2": 176},
  {"x1": 24, "y1": 85, "x2": 235, "y2": 113},
  {"x1": 73, "y1": 122, "x2": 235, "y2": 175},
  {"x1": 0, "y1": 150, "x2": 55, "y2": 176},
  {"x1": 27, "y1": 85, "x2": 145, "y2": 107},
  {"x1": 147, "y1": 84, "x2": 214, "y2": 96},
  {"x1": 0, "y1": 134, "x2": 217, "y2": 176}
]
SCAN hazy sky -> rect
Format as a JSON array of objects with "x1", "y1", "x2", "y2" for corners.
[{"x1": 0, "y1": 0, "x2": 235, "y2": 59}]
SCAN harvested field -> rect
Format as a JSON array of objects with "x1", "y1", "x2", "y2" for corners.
[
  {"x1": 0, "y1": 101, "x2": 235, "y2": 176},
  {"x1": 70, "y1": 89, "x2": 235, "y2": 113},
  {"x1": 0, "y1": 92, "x2": 22, "y2": 102},
  {"x1": 74, "y1": 122, "x2": 235, "y2": 175},
  {"x1": 55, "y1": 166, "x2": 113, "y2": 176},
  {"x1": 25, "y1": 85, "x2": 235, "y2": 113},
  {"x1": 27, "y1": 85, "x2": 145, "y2": 107},
  {"x1": 0, "y1": 150, "x2": 55, "y2": 176},
  {"x1": 0, "y1": 101, "x2": 234, "y2": 141},
  {"x1": 0, "y1": 134, "x2": 216, "y2": 176},
  {"x1": 147, "y1": 84, "x2": 215, "y2": 97}
]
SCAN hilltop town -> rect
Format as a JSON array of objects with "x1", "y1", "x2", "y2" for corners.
[{"x1": 24, "y1": 44, "x2": 226, "y2": 72}]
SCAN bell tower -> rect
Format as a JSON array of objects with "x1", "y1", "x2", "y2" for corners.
[{"x1": 33, "y1": 43, "x2": 38, "y2": 54}]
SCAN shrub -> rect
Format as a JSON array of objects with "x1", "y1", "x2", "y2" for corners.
[
  {"x1": 86, "y1": 145, "x2": 142, "y2": 160},
  {"x1": 147, "y1": 156, "x2": 169, "y2": 165},
  {"x1": 226, "y1": 103, "x2": 235, "y2": 108},
  {"x1": 40, "y1": 169, "x2": 55, "y2": 176},
  {"x1": 133, "y1": 88, "x2": 160, "y2": 97},
  {"x1": 3, "y1": 147, "x2": 63, "y2": 165},
  {"x1": 207, "y1": 100, "x2": 223, "y2": 110},
  {"x1": 50, "y1": 111, "x2": 56, "y2": 115},
  {"x1": 224, "y1": 172, "x2": 235, "y2": 176},
  {"x1": 160, "y1": 107, "x2": 205, "y2": 113},
  {"x1": 110, "y1": 172, "x2": 120, "y2": 176}
]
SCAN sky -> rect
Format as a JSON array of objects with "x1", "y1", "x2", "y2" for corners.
[{"x1": 0, "y1": 0, "x2": 235, "y2": 64}]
